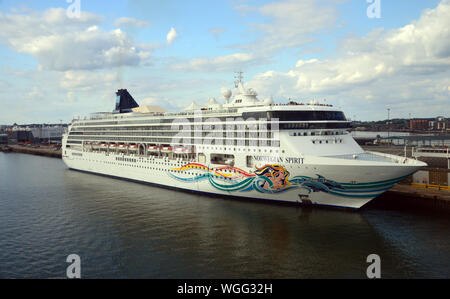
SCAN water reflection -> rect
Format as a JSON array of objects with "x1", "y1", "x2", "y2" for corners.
[{"x1": 1, "y1": 153, "x2": 449, "y2": 278}]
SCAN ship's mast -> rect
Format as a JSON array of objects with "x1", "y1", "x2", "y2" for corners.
[{"x1": 234, "y1": 71, "x2": 243, "y2": 88}]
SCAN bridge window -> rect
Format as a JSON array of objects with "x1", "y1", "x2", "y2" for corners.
[{"x1": 269, "y1": 111, "x2": 346, "y2": 121}]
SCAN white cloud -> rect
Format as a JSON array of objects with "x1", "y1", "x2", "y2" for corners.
[
  {"x1": 166, "y1": 27, "x2": 178, "y2": 44},
  {"x1": 140, "y1": 95, "x2": 181, "y2": 111},
  {"x1": 295, "y1": 59, "x2": 319, "y2": 68},
  {"x1": 0, "y1": 8, "x2": 152, "y2": 71},
  {"x1": 171, "y1": 53, "x2": 260, "y2": 72},
  {"x1": 113, "y1": 17, "x2": 149, "y2": 28},
  {"x1": 209, "y1": 27, "x2": 227, "y2": 41},
  {"x1": 247, "y1": 0, "x2": 450, "y2": 119},
  {"x1": 233, "y1": 0, "x2": 344, "y2": 54},
  {"x1": 60, "y1": 71, "x2": 120, "y2": 92}
]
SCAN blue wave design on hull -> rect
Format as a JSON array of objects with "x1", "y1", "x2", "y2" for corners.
[{"x1": 168, "y1": 169, "x2": 402, "y2": 199}]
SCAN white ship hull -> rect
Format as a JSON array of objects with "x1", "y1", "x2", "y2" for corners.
[
  {"x1": 62, "y1": 78, "x2": 427, "y2": 210},
  {"x1": 62, "y1": 149, "x2": 424, "y2": 210}
]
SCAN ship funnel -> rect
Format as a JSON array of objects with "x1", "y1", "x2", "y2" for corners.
[{"x1": 114, "y1": 89, "x2": 139, "y2": 114}]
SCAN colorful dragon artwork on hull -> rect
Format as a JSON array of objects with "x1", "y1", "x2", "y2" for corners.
[
  {"x1": 168, "y1": 163, "x2": 409, "y2": 198},
  {"x1": 169, "y1": 163, "x2": 292, "y2": 193}
]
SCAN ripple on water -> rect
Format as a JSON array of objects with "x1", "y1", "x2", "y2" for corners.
[{"x1": 0, "y1": 153, "x2": 449, "y2": 278}]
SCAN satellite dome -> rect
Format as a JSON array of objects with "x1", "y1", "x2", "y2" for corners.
[
  {"x1": 264, "y1": 97, "x2": 274, "y2": 106},
  {"x1": 221, "y1": 88, "x2": 232, "y2": 100}
]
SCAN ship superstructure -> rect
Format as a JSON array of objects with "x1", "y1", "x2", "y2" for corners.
[{"x1": 62, "y1": 76, "x2": 426, "y2": 209}]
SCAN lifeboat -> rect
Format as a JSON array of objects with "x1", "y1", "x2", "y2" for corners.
[
  {"x1": 147, "y1": 145, "x2": 160, "y2": 152},
  {"x1": 161, "y1": 146, "x2": 173, "y2": 153},
  {"x1": 174, "y1": 146, "x2": 188, "y2": 154},
  {"x1": 118, "y1": 144, "x2": 127, "y2": 150},
  {"x1": 128, "y1": 144, "x2": 138, "y2": 151},
  {"x1": 109, "y1": 143, "x2": 118, "y2": 149}
]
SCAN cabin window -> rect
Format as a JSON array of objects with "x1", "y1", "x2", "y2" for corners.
[{"x1": 211, "y1": 154, "x2": 235, "y2": 166}]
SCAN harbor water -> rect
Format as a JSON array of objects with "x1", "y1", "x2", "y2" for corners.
[{"x1": 0, "y1": 153, "x2": 449, "y2": 279}]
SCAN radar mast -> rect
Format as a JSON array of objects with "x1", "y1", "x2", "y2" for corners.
[{"x1": 234, "y1": 71, "x2": 244, "y2": 88}]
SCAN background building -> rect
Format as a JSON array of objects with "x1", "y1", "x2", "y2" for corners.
[
  {"x1": 29, "y1": 126, "x2": 65, "y2": 141},
  {"x1": 0, "y1": 134, "x2": 7, "y2": 144},
  {"x1": 7, "y1": 125, "x2": 66, "y2": 144},
  {"x1": 410, "y1": 117, "x2": 448, "y2": 131},
  {"x1": 410, "y1": 119, "x2": 429, "y2": 130}
]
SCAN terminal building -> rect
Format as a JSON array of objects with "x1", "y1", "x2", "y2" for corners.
[
  {"x1": 9, "y1": 130, "x2": 34, "y2": 143},
  {"x1": 8, "y1": 125, "x2": 65, "y2": 144},
  {"x1": 29, "y1": 126, "x2": 65, "y2": 142},
  {"x1": 410, "y1": 117, "x2": 448, "y2": 131},
  {"x1": 0, "y1": 134, "x2": 7, "y2": 145}
]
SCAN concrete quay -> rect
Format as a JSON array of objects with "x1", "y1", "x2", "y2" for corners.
[{"x1": 0, "y1": 145, "x2": 62, "y2": 158}]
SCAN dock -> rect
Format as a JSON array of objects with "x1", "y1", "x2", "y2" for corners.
[
  {"x1": 365, "y1": 184, "x2": 450, "y2": 212},
  {"x1": 387, "y1": 184, "x2": 450, "y2": 207},
  {"x1": 0, "y1": 145, "x2": 62, "y2": 158}
]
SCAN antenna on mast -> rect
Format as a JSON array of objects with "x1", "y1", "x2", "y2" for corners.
[{"x1": 234, "y1": 71, "x2": 243, "y2": 88}]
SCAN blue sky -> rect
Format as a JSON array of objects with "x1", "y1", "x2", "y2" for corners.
[{"x1": 0, "y1": 0, "x2": 448, "y2": 124}]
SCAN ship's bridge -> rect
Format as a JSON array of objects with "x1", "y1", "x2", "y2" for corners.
[{"x1": 238, "y1": 104, "x2": 350, "y2": 130}]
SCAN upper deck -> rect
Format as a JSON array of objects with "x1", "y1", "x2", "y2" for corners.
[
  {"x1": 72, "y1": 74, "x2": 347, "y2": 127},
  {"x1": 72, "y1": 102, "x2": 348, "y2": 127}
]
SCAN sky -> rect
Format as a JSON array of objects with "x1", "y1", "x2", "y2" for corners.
[{"x1": 0, "y1": 0, "x2": 449, "y2": 124}]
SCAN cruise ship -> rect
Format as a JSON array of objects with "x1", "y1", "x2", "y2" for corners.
[{"x1": 62, "y1": 75, "x2": 426, "y2": 209}]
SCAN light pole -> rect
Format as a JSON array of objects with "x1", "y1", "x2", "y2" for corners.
[
  {"x1": 409, "y1": 113, "x2": 412, "y2": 132},
  {"x1": 387, "y1": 108, "x2": 391, "y2": 145}
]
